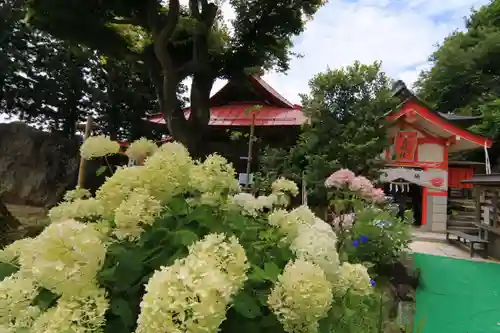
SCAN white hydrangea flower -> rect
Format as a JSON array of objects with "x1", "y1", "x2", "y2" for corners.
[
  {"x1": 126, "y1": 138, "x2": 158, "y2": 163},
  {"x1": 230, "y1": 193, "x2": 261, "y2": 216},
  {"x1": 80, "y1": 135, "x2": 120, "y2": 159},
  {"x1": 0, "y1": 272, "x2": 39, "y2": 329},
  {"x1": 255, "y1": 195, "x2": 277, "y2": 209},
  {"x1": 114, "y1": 188, "x2": 162, "y2": 241},
  {"x1": 136, "y1": 233, "x2": 249, "y2": 333},
  {"x1": 189, "y1": 154, "x2": 240, "y2": 195},
  {"x1": 271, "y1": 177, "x2": 299, "y2": 196},
  {"x1": 31, "y1": 287, "x2": 108, "y2": 333},
  {"x1": 291, "y1": 219, "x2": 339, "y2": 281},
  {"x1": 268, "y1": 259, "x2": 333, "y2": 333},
  {"x1": 48, "y1": 198, "x2": 104, "y2": 223},
  {"x1": 332, "y1": 262, "x2": 373, "y2": 296},
  {"x1": 268, "y1": 209, "x2": 299, "y2": 240},
  {"x1": 19, "y1": 220, "x2": 107, "y2": 295},
  {"x1": 62, "y1": 186, "x2": 91, "y2": 202},
  {"x1": 0, "y1": 238, "x2": 34, "y2": 263},
  {"x1": 288, "y1": 205, "x2": 317, "y2": 226}
]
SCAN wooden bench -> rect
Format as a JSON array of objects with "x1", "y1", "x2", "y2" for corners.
[{"x1": 445, "y1": 230, "x2": 489, "y2": 257}]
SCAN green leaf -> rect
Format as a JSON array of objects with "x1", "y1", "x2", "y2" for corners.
[
  {"x1": 99, "y1": 266, "x2": 117, "y2": 284},
  {"x1": 95, "y1": 165, "x2": 108, "y2": 176},
  {"x1": 261, "y1": 314, "x2": 280, "y2": 328},
  {"x1": 167, "y1": 197, "x2": 190, "y2": 216},
  {"x1": 110, "y1": 297, "x2": 135, "y2": 328},
  {"x1": 225, "y1": 213, "x2": 247, "y2": 233},
  {"x1": 172, "y1": 229, "x2": 199, "y2": 247},
  {"x1": 232, "y1": 291, "x2": 262, "y2": 319},
  {"x1": 255, "y1": 290, "x2": 270, "y2": 306},
  {"x1": 33, "y1": 288, "x2": 59, "y2": 311},
  {"x1": 0, "y1": 261, "x2": 18, "y2": 281},
  {"x1": 263, "y1": 262, "x2": 281, "y2": 282},
  {"x1": 103, "y1": 249, "x2": 145, "y2": 292},
  {"x1": 164, "y1": 247, "x2": 188, "y2": 266},
  {"x1": 248, "y1": 265, "x2": 268, "y2": 283}
]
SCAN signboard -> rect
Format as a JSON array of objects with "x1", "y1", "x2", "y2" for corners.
[
  {"x1": 394, "y1": 131, "x2": 418, "y2": 161},
  {"x1": 380, "y1": 168, "x2": 447, "y2": 190}
]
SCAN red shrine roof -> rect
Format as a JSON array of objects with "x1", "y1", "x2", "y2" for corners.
[
  {"x1": 389, "y1": 80, "x2": 493, "y2": 152},
  {"x1": 145, "y1": 75, "x2": 306, "y2": 127},
  {"x1": 147, "y1": 103, "x2": 306, "y2": 126}
]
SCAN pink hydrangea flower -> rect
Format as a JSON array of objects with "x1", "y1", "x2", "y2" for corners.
[
  {"x1": 331, "y1": 213, "x2": 356, "y2": 229},
  {"x1": 370, "y1": 188, "x2": 386, "y2": 204},
  {"x1": 349, "y1": 176, "x2": 374, "y2": 193},
  {"x1": 324, "y1": 169, "x2": 356, "y2": 188}
]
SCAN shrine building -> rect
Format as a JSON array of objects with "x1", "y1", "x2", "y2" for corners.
[{"x1": 381, "y1": 81, "x2": 492, "y2": 232}]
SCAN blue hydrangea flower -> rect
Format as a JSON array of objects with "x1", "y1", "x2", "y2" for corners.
[
  {"x1": 370, "y1": 279, "x2": 376, "y2": 287},
  {"x1": 351, "y1": 240, "x2": 360, "y2": 247},
  {"x1": 359, "y1": 235, "x2": 369, "y2": 243}
]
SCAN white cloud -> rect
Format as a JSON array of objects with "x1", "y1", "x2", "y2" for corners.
[{"x1": 216, "y1": 0, "x2": 490, "y2": 104}]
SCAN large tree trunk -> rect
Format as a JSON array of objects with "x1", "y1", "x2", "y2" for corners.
[
  {"x1": 147, "y1": 0, "x2": 217, "y2": 158},
  {"x1": 0, "y1": 197, "x2": 21, "y2": 246}
]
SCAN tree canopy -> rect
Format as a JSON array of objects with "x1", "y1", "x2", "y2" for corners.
[
  {"x1": 23, "y1": 0, "x2": 326, "y2": 154},
  {"x1": 415, "y1": 0, "x2": 500, "y2": 165},
  {"x1": 1, "y1": 0, "x2": 161, "y2": 140},
  {"x1": 258, "y1": 61, "x2": 395, "y2": 206}
]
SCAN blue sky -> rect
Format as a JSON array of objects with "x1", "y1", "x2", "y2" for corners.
[{"x1": 211, "y1": 0, "x2": 490, "y2": 104}]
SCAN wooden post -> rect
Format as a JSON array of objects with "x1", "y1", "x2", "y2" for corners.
[
  {"x1": 302, "y1": 171, "x2": 307, "y2": 205},
  {"x1": 245, "y1": 113, "x2": 256, "y2": 191},
  {"x1": 77, "y1": 116, "x2": 93, "y2": 188}
]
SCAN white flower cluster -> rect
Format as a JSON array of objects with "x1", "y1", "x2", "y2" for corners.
[
  {"x1": 268, "y1": 259, "x2": 333, "y2": 333},
  {"x1": 49, "y1": 142, "x2": 241, "y2": 240},
  {"x1": 266, "y1": 204, "x2": 373, "y2": 333},
  {"x1": 136, "y1": 233, "x2": 249, "y2": 333},
  {"x1": 19, "y1": 220, "x2": 107, "y2": 295},
  {"x1": 114, "y1": 188, "x2": 162, "y2": 240},
  {"x1": 229, "y1": 177, "x2": 295, "y2": 216},
  {"x1": 271, "y1": 177, "x2": 299, "y2": 196},
  {"x1": 126, "y1": 137, "x2": 158, "y2": 163},
  {"x1": 332, "y1": 262, "x2": 373, "y2": 296},
  {"x1": 80, "y1": 135, "x2": 120, "y2": 159},
  {"x1": 0, "y1": 220, "x2": 108, "y2": 333}
]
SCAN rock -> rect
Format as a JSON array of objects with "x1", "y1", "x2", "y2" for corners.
[
  {"x1": 0, "y1": 197, "x2": 21, "y2": 246},
  {"x1": 0, "y1": 122, "x2": 80, "y2": 207},
  {"x1": 0, "y1": 122, "x2": 132, "y2": 207}
]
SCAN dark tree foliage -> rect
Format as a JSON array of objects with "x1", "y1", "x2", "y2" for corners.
[
  {"x1": 415, "y1": 0, "x2": 500, "y2": 166},
  {"x1": 1, "y1": 1, "x2": 160, "y2": 140}
]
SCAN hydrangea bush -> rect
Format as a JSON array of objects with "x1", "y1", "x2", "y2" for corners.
[
  {"x1": 325, "y1": 169, "x2": 411, "y2": 274},
  {"x1": 0, "y1": 137, "x2": 377, "y2": 333}
]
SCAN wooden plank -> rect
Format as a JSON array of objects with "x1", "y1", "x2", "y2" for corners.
[
  {"x1": 474, "y1": 222, "x2": 500, "y2": 236},
  {"x1": 446, "y1": 230, "x2": 488, "y2": 243}
]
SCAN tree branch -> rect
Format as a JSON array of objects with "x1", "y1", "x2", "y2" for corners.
[
  {"x1": 159, "y1": 0, "x2": 180, "y2": 42},
  {"x1": 189, "y1": 0, "x2": 201, "y2": 20}
]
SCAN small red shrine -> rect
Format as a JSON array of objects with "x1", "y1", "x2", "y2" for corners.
[
  {"x1": 380, "y1": 81, "x2": 492, "y2": 231},
  {"x1": 139, "y1": 76, "x2": 493, "y2": 232}
]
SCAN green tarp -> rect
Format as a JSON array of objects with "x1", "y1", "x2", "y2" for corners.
[{"x1": 413, "y1": 253, "x2": 500, "y2": 333}]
